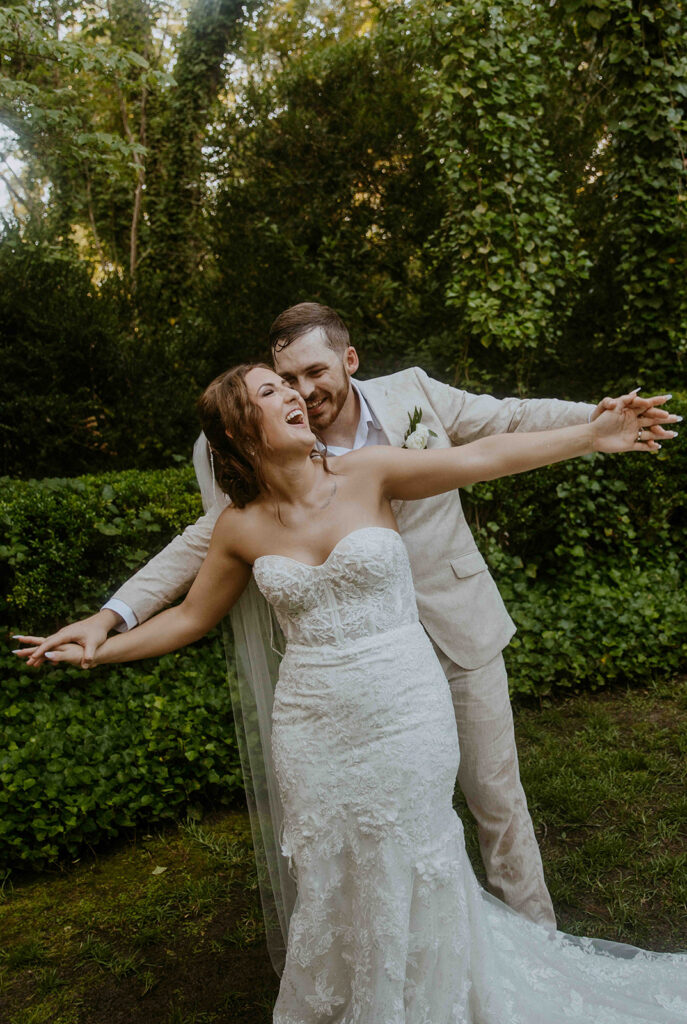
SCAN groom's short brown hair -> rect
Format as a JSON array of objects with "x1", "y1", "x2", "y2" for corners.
[{"x1": 269, "y1": 302, "x2": 350, "y2": 356}]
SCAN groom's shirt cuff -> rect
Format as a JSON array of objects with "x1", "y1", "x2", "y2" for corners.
[{"x1": 102, "y1": 598, "x2": 138, "y2": 632}]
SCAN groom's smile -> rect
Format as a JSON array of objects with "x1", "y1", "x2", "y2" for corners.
[{"x1": 274, "y1": 326, "x2": 356, "y2": 433}]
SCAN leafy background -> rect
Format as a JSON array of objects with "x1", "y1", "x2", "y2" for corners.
[
  {"x1": 1, "y1": 0, "x2": 686, "y2": 476},
  {"x1": 1, "y1": 0, "x2": 686, "y2": 868}
]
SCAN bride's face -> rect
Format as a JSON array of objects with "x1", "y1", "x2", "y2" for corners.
[{"x1": 245, "y1": 367, "x2": 315, "y2": 452}]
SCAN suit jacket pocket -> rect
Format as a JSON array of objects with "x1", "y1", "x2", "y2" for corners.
[{"x1": 449, "y1": 550, "x2": 488, "y2": 578}]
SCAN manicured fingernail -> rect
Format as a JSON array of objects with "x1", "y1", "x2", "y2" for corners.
[
  {"x1": 665, "y1": 394, "x2": 673, "y2": 399},
  {"x1": 11, "y1": 649, "x2": 23, "y2": 654},
  {"x1": 631, "y1": 387, "x2": 641, "y2": 393},
  {"x1": 675, "y1": 416, "x2": 683, "y2": 422},
  {"x1": 11, "y1": 635, "x2": 24, "y2": 639},
  {"x1": 44, "y1": 652, "x2": 55, "y2": 659}
]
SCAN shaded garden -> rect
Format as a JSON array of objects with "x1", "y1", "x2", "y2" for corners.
[{"x1": 1, "y1": 1, "x2": 686, "y2": 1020}]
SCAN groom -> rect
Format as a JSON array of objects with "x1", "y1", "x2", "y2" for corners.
[{"x1": 25, "y1": 302, "x2": 676, "y2": 930}]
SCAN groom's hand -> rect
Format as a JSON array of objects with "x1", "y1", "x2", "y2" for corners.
[
  {"x1": 591, "y1": 389, "x2": 681, "y2": 440},
  {"x1": 13, "y1": 608, "x2": 122, "y2": 669}
]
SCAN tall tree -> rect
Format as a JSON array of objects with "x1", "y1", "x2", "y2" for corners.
[{"x1": 0, "y1": 0, "x2": 255, "y2": 290}]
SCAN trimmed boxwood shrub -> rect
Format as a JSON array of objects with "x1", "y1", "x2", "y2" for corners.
[
  {"x1": 1, "y1": 467, "x2": 242, "y2": 871},
  {"x1": 0, "y1": 641, "x2": 240, "y2": 870},
  {"x1": 2, "y1": 400, "x2": 686, "y2": 869}
]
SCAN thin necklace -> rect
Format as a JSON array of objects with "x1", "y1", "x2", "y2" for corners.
[
  {"x1": 316, "y1": 479, "x2": 337, "y2": 512},
  {"x1": 271, "y1": 478, "x2": 337, "y2": 525}
]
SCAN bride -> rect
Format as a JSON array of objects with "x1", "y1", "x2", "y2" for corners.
[{"x1": 16, "y1": 364, "x2": 685, "y2": 1022}]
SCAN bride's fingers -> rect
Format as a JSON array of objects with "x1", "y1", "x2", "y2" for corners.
[
  {"x1": 642, "y1": 407, "x2": 679, "y2": 420},
  {"x1": 633, "y1": 438, "x2": 662, "y2": 452},
  {"x1": 625, "y1": 396, "x2": 674, "y2": 416},
  {"x1": 635, "y1": 394, "x2": 672, "y2": 409},
  {"x1": 42, "y1": 645, "x2": 82, "y2": 665},
  {"x1": 646, "y1": 424, "x2": 679, "y2": 438},
  {"x1": 11, "y1": 635, "x2": 46, "y2": 645},
  {"x1": 12, "y1": 646, "x2": 40, "y2": 658},
  {"x1": 635, "y1": 413, "x2": 679, "y2": 429}
]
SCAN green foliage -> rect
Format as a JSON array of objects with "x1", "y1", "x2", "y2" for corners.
[
  {"x1": 0, "y1": 466, "x2": 245, "y2": 871},
  {"x1": 463, "y1": 393, "x2": 687, "y2": 694},
  {"x1": 415, "y1": 0, "x2": 592, "y2": 387},
  {"x1": 0, "y1": 227, "x2": 122, "y2": 479},
  {"x1": 2, "y1": 0, "x2": 686, "y2": 474},
  {"x1": 0, "y1": 227, "x2": 216, "y2": 477},
  {"x1": 550, "y1": 0, "x2": 687, "y2": 395},
  {"x1": 206, "y1": 27, "x2": 441, "y2": 375},
  {"x1": 0, "y1": 639, "x2": 241, "y2": 871},
  {"x1": 1, "y1": 466, "x2": 202, "y2": 624}
]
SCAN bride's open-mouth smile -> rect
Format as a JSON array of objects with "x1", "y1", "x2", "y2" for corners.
[{"x1": 285, "y1": 407, "x2": 307, "y2": 427}]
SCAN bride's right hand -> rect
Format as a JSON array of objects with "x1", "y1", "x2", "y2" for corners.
[
  {"x1": 12, "y1": 638, "x2": 91, "y2": 668},
  {"x1": 12, "y1": 609, "x2": 119, "y2": 669}
]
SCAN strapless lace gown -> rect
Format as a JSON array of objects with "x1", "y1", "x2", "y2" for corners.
[{"x1": 252, "y1": 527, "x2": 686, "y2": 1023}]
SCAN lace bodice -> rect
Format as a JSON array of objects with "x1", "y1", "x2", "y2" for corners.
[{"x1": 252, "y1": 526, "x2": 418, "y2": 647}]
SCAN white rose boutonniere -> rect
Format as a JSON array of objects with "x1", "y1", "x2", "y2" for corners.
[{"x1": 403, "y1": 407, "x2": 437, "y2": 450}]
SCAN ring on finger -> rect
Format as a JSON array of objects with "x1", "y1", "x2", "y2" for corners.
[{"x1": 637, "y1": 429, "x2": 643, "y2": 442}]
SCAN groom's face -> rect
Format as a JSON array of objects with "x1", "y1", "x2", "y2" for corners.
[{"x1": 273, "y1": 327, "x2": 358, "y2": 431}]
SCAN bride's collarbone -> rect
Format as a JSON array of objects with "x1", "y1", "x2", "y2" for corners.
[{"x1": 239, "y1": 470, "x2": 391, "y2": 565}]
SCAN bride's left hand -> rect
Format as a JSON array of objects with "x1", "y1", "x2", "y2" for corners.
[
  {"x1": 592, "y1": 392, "x2": 680, "y2": 454},
  {"x1": 591, "y1": 389, "x2": 681, "y2": 442}
]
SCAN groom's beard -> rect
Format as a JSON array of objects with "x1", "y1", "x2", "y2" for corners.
[{"x1": 304, "y1": 373, "x2": 350, "y2": 431}]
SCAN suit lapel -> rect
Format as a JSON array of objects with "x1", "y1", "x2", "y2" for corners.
[{"x1": 356, "y1": 377, "x2": 406, "y2": 448}]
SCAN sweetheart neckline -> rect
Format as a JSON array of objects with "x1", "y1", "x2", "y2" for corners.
[{"x1": 252, "y1": 526, "x2": 402, "y2": 571}]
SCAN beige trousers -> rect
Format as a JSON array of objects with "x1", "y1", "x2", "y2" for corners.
[{"x1": 433, "y1": 646, "x2": 556, "y2": 931}]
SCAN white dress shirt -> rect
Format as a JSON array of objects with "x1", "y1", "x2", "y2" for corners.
[
  {"x1": 103, "y1": 381, "x2": 388, "y2": 630},
  {"x1": 319, "y1": 381, "x2": 389, "y2": 456}
]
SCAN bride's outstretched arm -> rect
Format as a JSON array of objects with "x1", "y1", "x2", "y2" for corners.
[
  {"x1": 355, "y1": 392, "x2": 679, "y2": 502},
  {"x1": 20, "y1": 514, "x2": 251, "y2": 668}
]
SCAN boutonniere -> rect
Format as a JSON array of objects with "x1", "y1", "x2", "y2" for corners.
[{"x1": 403, "y1": 407, "x2": 437, "y2": 450}]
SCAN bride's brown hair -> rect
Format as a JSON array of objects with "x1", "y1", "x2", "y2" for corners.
[{"x1": 197, "y1": 363, "x2": 273, "y2": 508}]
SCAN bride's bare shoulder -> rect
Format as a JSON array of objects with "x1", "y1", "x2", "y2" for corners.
[
  {"x1": 330, "y1": 446, "x2": 390, "y2": 471},
  {"x1": 213, "y1": 502, "x2": 266, "y2": 558},
  {"x1": 330, "y1": 445, "x2": 397, "y2": 479}
]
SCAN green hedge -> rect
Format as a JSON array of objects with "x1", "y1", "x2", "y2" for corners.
[
  {"x1": 2, "y1": 409, "x2": 686, "y2": 869},
  {"x1": 0, "y1": 643, "x2": 240, "y2": 870},
  {"x1": 1, "y1": 468, "x2": 243, "y2": 872},
  {"x1": 463, "y1": 393, "x2": 687, "y2": 694},
  {"x1": 1, "y1": 466, "x2": 203, "y2": 626}
]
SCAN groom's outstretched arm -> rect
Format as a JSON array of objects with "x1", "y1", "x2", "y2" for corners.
[
  {"x1": 18, "y1": 435, "x2": 226, "y2": 667},
  {"x1": 108, "y1": 501, "x2": 224, "y2": 624},
  {"x1": 414, "y1": 369, "x2": 675, "y2": 444},
  {"x1": 19, "y1": 501, "x2": 225, "y2": 667},
  {"x1": 414, "y1": 368, "x2": 596, "y2": 443}
]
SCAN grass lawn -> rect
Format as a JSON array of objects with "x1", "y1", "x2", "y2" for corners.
[{"x1": 1, "y1": 679, "x2": 685, "y2": 1024}]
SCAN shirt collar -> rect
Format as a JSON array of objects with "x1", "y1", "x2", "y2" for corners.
[
  {"x1": 351, "y1": 380, "x2": 381, "y2": 435},
  {"x1": 314, "y1": 380, "x2": 380, "y2": 456}
]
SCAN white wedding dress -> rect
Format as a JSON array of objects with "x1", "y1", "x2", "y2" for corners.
[{"x1": 252, "y1": 526, "x2": 686, "y2": 1023}]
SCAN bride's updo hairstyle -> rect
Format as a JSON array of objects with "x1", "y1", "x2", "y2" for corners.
[{"x1": 197, "y1": 363, "x2": 273, "y2": 508}]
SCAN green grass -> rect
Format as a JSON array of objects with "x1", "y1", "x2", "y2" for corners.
[
  {"x1": 0, "y1": 681, "x2": 685, "y2": 1022},
  {"x1": 458, "y1": 678, "x2": 687, "y2": 951}
]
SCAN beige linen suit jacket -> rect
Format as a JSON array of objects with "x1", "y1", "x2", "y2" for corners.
[{"x1": 112, "y1": 368, "x2": 594, "y2": 669}]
